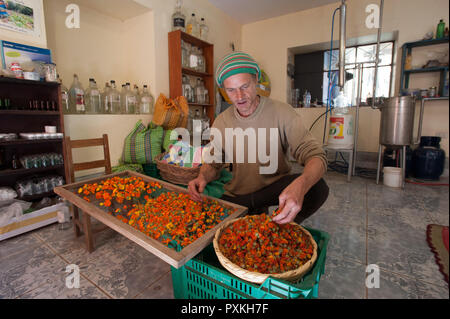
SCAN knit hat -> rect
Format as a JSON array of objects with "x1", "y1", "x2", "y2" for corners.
[{"x1": 215, "y1": 51, "x2": 261, "y2": 87}]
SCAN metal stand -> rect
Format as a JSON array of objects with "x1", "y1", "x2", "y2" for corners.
[{"x1": 376, "y1": 144, "x2": 407, "y2": 189}]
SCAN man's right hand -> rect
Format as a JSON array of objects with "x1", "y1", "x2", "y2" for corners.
[{"x1": 188, "y1": 175, "x2": 208, "y2": 202}]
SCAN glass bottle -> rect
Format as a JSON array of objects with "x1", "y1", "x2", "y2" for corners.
[
  {"x1": 186, "y1": 13, "x2": 199, "y2": 37},
  {"x1": 172, "y1": 0, "x2": 186, "y2": 32},
  {"x1": 59, "y1": 76, "x2": 70, "y2": 114},
  {"x1": 134, "y1": 85, "x2": 141, "y2": 114},
  {"x1": 187, "y1": 108, "x2": 194, "y2": 135},
  {"x1": 202, "y1": 80, "x2": 209, "y2": 104},
  {"x1": 189, "y1": 45, "x2": 198, "y2": 70},
  {"x1": 85, "y1": 78, "x2": 102, "y2": 114},
  {"x1": 193, "y1": 108, "x2": 202, "y2": 136},
  {"x1": 182, "y1": 75, "x2": 193, "y2": 103},
  {"x1": 69, "y1": 74, "x2": 85, "y2": 114},
  {"x1": 109, "y1": 80, "x2": 121, "y2": 114},
  {"x1": 140, "y1": 85, "x2": 154, "y2": 114},
  {"x1": 201, "y1": 107, "x2": 210, "y2": 136},
  {"x1": 181, "y1": 40, "x2": 189, "y2": 68},
  {"x1": 195, "y1": 78, "x2": 205, "y2": 104},
  {"x1": 102, "y1": 82, "x2": 111, "y2": 114},
  {"x1": 124, "y1": 83, "x2": 137, "y2": 114},
  {"x1": 199, "y1": 18, "x2": 209, "y2": 41},
  {"x1": 197, "y1": 48, "x2": 205, "y2": 72}
]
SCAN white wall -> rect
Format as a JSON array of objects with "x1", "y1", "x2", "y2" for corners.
[
  {"x1": 41, "y1": 0, "x2": 241, "y2": 171},
  {"x1": 241, "y1": 0, "x2": 449, "y2": 154}
]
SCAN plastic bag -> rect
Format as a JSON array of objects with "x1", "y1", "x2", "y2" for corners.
[
  {"x1": 0, "y1": 200, "x2": 32, "y2": 227},
  {"x1": 0, "y1": 187, "x2": 18, "y2": 202}
]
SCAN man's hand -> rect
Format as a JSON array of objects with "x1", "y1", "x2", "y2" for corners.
[
  {"x1": 272, "y1": 157, "x2": 326, "y2": 224},
  {"x1": 272, "y1": 178, "x2": 307, "y2": 224},
  {"x1": 188, "y1": 175, "x2": 208, "y2": 202}
]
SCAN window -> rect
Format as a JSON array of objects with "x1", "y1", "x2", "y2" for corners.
[{"x1": 322, "y1": 41, "x2": 394, "y2": 106}]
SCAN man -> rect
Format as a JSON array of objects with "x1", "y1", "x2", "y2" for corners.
[{"x1": 188, "y1": 51, "x2": 329, "y2": 225}]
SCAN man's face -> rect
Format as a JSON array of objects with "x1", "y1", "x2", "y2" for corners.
[{"x1": 223, "y1": 73, "x2": 259, "y2": 117}]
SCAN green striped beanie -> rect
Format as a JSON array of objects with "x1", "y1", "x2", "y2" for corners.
[{"x1": 215, "y1": 51, "x2": 261, "y2": 87}]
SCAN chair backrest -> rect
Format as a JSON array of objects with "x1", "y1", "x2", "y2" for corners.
[{"x1": 65, "y1": 134, "x2": 112, "y2": 183}]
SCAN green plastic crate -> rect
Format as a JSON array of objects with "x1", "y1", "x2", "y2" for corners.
[{"x1": 171, "y1": 227, "x2": 330, "y2": 299}]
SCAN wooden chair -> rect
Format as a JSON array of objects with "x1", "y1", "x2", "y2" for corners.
[{"x1": 65, "y1": 134, "x2": 112, "y2": 252}]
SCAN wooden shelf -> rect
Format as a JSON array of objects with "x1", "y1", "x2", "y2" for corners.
[
  {"x1": 182, "y1": 68, "x2": 213, "y2": 77},
  {"x1": 169, "y1": 30, "x2": 215, "y2": 126},
  {"x1": 0, "y1": 110, "x2": 60, "y2": 115},
  {"x1": 404, "y1": 66, "x2": 448, "y2": 74},
  {"x1": 189, "y1": 103, "x2": 213, "y2": 107},
  {"x1": 0, "y1": 138, "x2": 63, "y2": 146},
  {"x1": 0, "y1": 165, "x2": 64, "y2": 178},
  {"x1": 0, "y1": 76, "x2": 60, "y2": 87},
  {"x1": 19, "y1": 191, "x2": 57, "y2": 202}
]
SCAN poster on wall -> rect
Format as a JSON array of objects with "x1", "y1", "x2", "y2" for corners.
[{"x1": 0, "y1": 0, "x2": 42, "y2": 39}]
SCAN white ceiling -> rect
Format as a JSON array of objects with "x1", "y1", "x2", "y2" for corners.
[{"x1": 207, "y1": 0, "x2": 341, "y2": 24}]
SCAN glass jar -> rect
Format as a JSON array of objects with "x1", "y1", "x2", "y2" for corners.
[
  {"x1": 189, "y1": 46, "x2": 199, "y2": 70},
  {"x1": 197, "y1": 48, "x2": 205, "y2": 73}
]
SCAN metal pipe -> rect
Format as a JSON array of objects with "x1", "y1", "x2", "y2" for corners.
[
  {"x1": 338, "y1": 0, "x2": 347, "y2": 90},
  {"x1": 371, "y1": 0, "x2": 384, "y2": 109}
]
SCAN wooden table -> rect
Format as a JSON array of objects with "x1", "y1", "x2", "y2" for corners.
[{"x1": 54, "y1": 170, "x2": 247, "y2": 268}]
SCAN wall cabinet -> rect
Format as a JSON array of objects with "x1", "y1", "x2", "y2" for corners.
[
  {"x1": 0, "y1": 77, "x2": 68, "y2": 239},
  {"x1": 168, "y1": 30, "x2": 215, "y2": 126}
]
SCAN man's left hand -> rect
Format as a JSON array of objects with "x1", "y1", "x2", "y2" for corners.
[{"x1": 272, "y1": 178, "x2": 307, "y2": 224}]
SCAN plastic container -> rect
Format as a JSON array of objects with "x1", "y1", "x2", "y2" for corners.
[
  {"x1": 383, "y1": 166, "x2": 402, "y2": 188},
  {"x1": 412, "y1": 136, "x2": 446, "y2": 180},
  {"x1": 171, "y1": 227, "x2": 330, "y2": 299}
]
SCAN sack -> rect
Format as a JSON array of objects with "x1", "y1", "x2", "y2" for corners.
[
  {"x1": 122, "y1": 120, "x2": 163, "y2": 164},
  {"x1": 152, "y1": 94, "x2": 189, "y2": 130}
]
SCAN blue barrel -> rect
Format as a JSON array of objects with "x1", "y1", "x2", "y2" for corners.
[{"x1": 412, "y1": 136, "x2": 446, "y2": 180}]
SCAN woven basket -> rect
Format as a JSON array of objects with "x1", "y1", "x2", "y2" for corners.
[
  {"x1": 154, "y1": 152, "x2": 200, "y2": 185},
  {"x1": 213, "y1": 216, "x2": 318, "y2": 284}
]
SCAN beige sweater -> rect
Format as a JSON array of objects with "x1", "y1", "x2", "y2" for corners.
[{"x1": 208, "y1": 96, "x2": 327, "y2": 196}]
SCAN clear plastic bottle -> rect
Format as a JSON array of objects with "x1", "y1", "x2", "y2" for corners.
[
  {"x1": 139, "y1": 85, "x2": 154, "y2": 114},
  {"x1": 59, "y1": 76, "x2": 70, "y2": 114},
  {"x1": 108, "y1": 80, "x2": 121, "y2": 114},
  {"x1": 199, "y1": 18, "x2": 209, "y2": 41},
  {"x1": 85, "y1": 78, "x2": 101, "y2": 114},
  {"x1": 69, "y1": 74, "x2": 85, "y2": 114},
  {"x1": 124, "y1": 83, "x2": 137, "y2": 114},
  {"x1": 172, "y1": 0, "x2": 186, "y2": 32},
  {"x1": 186, "y1": 13, "x2": 199, "y2": 37},
  {"x1": 102, "y1": 82, "x2": 111, "y2": 114}
]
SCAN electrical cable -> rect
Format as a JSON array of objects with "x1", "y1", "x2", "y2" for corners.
[{"x1": 322, "y1": 7, "x2": 341, "y2": 144}]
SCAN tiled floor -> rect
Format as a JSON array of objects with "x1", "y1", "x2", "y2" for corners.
[{"x1": 0, "y1": 171, "x2": 448, "y2": 299}]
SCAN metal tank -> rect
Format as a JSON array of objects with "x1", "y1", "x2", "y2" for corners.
[
  {"x1": 379, "y1": 96, "x2": 417, "y2": 146},
  {"x1": 376, "y1": 95, "x2": 425, "y2": 188}
]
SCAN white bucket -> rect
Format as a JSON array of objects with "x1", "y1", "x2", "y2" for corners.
[
  {"x1": 327, "y1": 114, "x2": 354, "y2": 149},
  {"x1": 383, "y1": 167, "x2": 402, "y2": 188}
]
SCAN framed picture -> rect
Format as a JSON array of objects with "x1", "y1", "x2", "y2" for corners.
[{"x1": 0, "y1": 0, "x2": 46, "y2": 45}]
